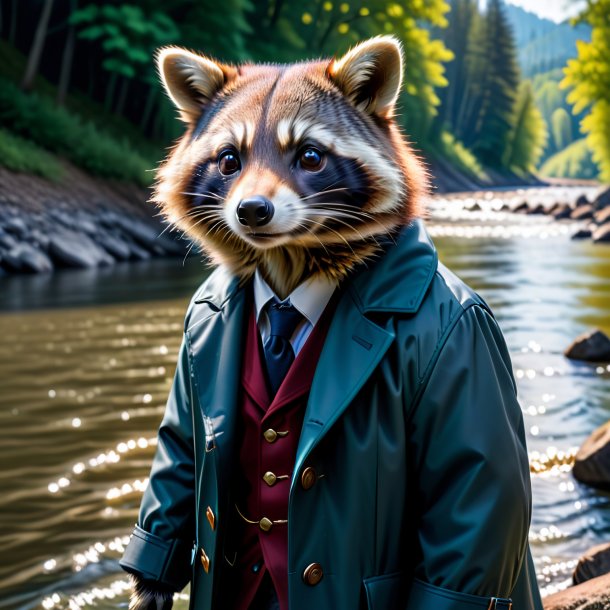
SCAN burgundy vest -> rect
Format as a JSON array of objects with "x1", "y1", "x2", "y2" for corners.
[{"x1": 225, "y1": 294, "x2": 337, "y2": 610}]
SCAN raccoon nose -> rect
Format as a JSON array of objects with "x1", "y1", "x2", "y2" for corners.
[{"x1": 236, "y1": 196, "x2": 274, "y2": 228}]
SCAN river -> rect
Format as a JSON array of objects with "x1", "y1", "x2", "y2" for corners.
[{"x1": 1, "y1": 187, "x2": 609, "y2": 609}]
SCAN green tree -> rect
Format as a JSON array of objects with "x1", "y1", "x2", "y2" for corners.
[
  {"x1": 468, "y1": 0, "x2": 520, "y2": 166},
  {"x1": 561, "y1": 0, "x2": 610, "y2": 181},
  {"x1": 550, "y1": 107, "x2": 572, "y2": 151},
  {"x1": 504, "y1": 81, "x2": 547, "y2": 174}
]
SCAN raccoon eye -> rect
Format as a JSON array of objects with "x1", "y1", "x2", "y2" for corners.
[
  {"x1": 299, "y1": 147, "x2": 324, "y2": 172},
  {"x1": 218, "y1": 149, "x2": 241, "y2": 176}
]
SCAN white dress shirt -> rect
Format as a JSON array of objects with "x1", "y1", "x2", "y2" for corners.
[{"x1": 253, "y1": 270, "x2": 337, "y2": 356}]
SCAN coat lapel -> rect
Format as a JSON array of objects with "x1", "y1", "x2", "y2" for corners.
[{"x1": 292, "y1": 289, "x2": 395, "y2": 489}]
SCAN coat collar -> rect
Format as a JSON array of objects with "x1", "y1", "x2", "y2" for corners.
[
  {"x1": 191, "y1": 219, "x2": 438, "y2": 316},
  {"x1": 187, "y1": 219, "x2": 438, "y2": 495}
]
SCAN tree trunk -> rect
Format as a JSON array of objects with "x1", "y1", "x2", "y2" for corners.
[
  {"x1": 56, "y1": 5, "x2": 76, "y2": 106},
  {"x1": 140, "y1": 86, "x2": 158, "y2": 133},
  {"x1": 21, "y1": 0, "x2": 55, "y2": 92},
  {"x1": 9, "y1": 0, "x2": 17, "y2": 44},
  {"x1": 114, "y1": 76, "x2": 129, "y2": 116},
  {"x1": 104, "y1": 72, "x2": 118, "y2": 112}
]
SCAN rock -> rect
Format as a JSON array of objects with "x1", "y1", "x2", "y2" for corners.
[
  {"x1": 468, "y1": 202, "x2": 482, "y2": 212},
  {"x1": 1, "y1": 243, "x2": 53, "y2": 273},
  {"x1": 94, "y1": 232, "x2": 131, "y2": 261},
  {"x1": 593, "y1": 222, "x2": 610, "y2": 243},
  {"x1": 513, "y1": 201, "x2": 529, "y2": 213},
  {"x1": 573, "y1": 421, "x2": 610, "y2": 489},
  {"x1": 543, "y1": 572, "x2": 610, "y2": 610},
  {"x1": 573, "y1": 542, "x2": 610, "y2": 585},
  {"x1": 593, "y1": 187, "x2": 610, "y2": 210},
  {"x1": 0, "y1": 233, "x2": 17, "y2": 250},
  {"x1": 565, "y1": 329, "x2": 610, "y2": 362},
  {"x1": 30, "y1": 229, "x2": 50, "y2": 251},
  {"x1": 48, "y1": 228, "x2": 114, "y2": 268},
  {"x1": 575, "y1": 194, "x2": 590, "y2": 207},
  {"x1": 571, "y1": 204, "x2": 594, "y2": 220},
  {"x1": 594, "y1": 207, "x2": 610, "y2": 225},
  {"x1": 3, "y1": 216, "x2": 28, "y2": 237},
  {"x1": 125, "y1": 239, "x2": 152, "y2": 261},
  {"x1": 571, "y1": 228, "x2": 592, "y2": 240},
  {"x1": 527, "y1": 203, "x2": 546, "y2": 215},
  {"x1": 553, "y1": 204, "x2": 573, "y2": 220}
]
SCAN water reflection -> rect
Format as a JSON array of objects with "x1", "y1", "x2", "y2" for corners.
[{"x1": 0, "y1": 187, "x2": 609, "y2": 609}]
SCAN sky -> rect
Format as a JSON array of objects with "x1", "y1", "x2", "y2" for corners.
[{"x1": 482, "y1": 0, "x2": 587, "y2": 23}]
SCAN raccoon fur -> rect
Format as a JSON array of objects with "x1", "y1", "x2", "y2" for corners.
[{"x1": 154, "y1": 35, "x2": 428, "y2": 299}]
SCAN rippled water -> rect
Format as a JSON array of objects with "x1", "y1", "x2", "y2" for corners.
[{"x1": 1, "y1": 187, "x2": 609, "y2": 609}]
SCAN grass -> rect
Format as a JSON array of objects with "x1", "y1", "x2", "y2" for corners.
[
  {"x1": 0, "y1": 77, "x2": 154, "y2": 186},
  {"x1": 0, "y1": 129, "x2": 63, "y2": 181},
  {"x1": 0, "y1": 40, "x2": 161, "y2": 186}
]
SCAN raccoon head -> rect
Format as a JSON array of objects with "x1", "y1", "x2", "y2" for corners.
[{"x1": 155, "y1": 36, "x2": 428, "y2": 298}]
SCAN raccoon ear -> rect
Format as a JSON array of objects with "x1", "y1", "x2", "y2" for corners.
[
  {"x1": 157, "y1": 47, "x2": 235, "y2": 122},
  {"x1": 327, "y1": 36, "x2": 404, "y2": 119}
]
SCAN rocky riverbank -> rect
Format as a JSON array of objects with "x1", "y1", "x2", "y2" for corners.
[
  {"x1": 510, "y1": 186, "x2": 610, "y2": 243},
  {"x1": 0, "y1": 164, "x2": 187, "y2": 275}
]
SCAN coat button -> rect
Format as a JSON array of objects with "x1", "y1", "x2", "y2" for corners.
[
  {"x1": 263, "y1": 428, "x2": 289, "y2": 443},
  {"x1": 206, "y1": 506, "x2": 215, "y2": 530},
  {"x1": 300, "y1": 466, "x2": 317, "y2": 490},
  {"x1": 302, "y1": 563, "x2": 323, "y2": 586},
  {"x1": 259, "y1": 517, "x2": 273, "y2": 532},
  {"x1": 200, "y1": 548, "x2": 210, "y2": 573},
  {"x1": 263, "y1": 429, "x2": 278, "y2": 443},
  {"x1": 263, "y1": 471, "x2": 277, "y2": 486}
]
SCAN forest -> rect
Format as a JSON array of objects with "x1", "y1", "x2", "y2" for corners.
[{"x1": 0, "y1": 0, "x2": 607, "y2": 188}]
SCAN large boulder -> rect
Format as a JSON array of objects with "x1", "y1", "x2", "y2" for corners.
[
  {"x1": 571, "y1": 205, "x2": 594, "y2": 220},
  {"x1": 93, "y1": 231, "x2": 131, "y2": 261},
  {"x1": 571, "y1": 228, "x2": 592, "y2": 240},
  {"x1": 1, "y1": 243, "x2": 53, "y2": 273},
  {"x1": 573, "y1": 421, "x2": 610, "y2": 489},
  {"x1": 593, "y1": 187, "x2": 610, "y2": 210},
  {"x1": 3, "y1": 216, "x2": 29, "y2": 238},
  {"x1": 48, "y1": 228, "x2": 114, "y2": 268},
  {"x1": 565, "y1": 329, "x2": 610, "y2": 362},
  {"x1": 553, "y1": 204, "x2": 573, "y2": 220},
  {"x1": 594, "y1": 206, "x2": 610, "y2": 225},
  {"x1": 573, "y1": 542, "x2": 610, "y2": 585},
  {"x1": 543, "y1": 572, "x2": 610, "y2": 610},
  {"x1": 593, "y1": 222, "x2": 610, "y2": 243}
]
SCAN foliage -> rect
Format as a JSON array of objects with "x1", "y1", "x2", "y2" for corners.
[
  {"x1": 540, "y1": 138, "x2": 599, "y2": 180},
  {"x1": 0, "y1": 128, "x2": 63, "y2": 181},
  {"x1": 0, "y1": 78, "x2": 153, "y2": 185},
  {"x1": 504, "y1": 82, "x2": 547, "y2": 175},
  {"x1": 467, "y1": 0, "x2": 520, "y2": 166},
  {"x1": 562, "y1": 0, "x2": 610, "y2": 181},
  {"x1": 71, "y1": 4, "x2": 179, "y2": 81},
  {"x1": 433, "y1": 131, "x2": 485, "y2": 179},
  {"x1": 550, "y1": 108, "x2": 572, "y2": 151}
]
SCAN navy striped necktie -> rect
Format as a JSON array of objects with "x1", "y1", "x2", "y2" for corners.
[{"x1": 263, "y1": 300, "x2": 304, "y2": 396}]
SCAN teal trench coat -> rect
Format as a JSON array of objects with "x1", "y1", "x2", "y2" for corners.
[{"x1": 121, "y1": 220, "x2": 544, "y2": 610}]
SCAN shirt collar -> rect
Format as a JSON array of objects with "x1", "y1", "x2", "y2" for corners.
[{"x1": 253, "y1": 270, "x2": 337, "y2": 328}]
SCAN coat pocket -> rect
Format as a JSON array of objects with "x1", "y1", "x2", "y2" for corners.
[
  {"x1": 405, "y1": 578, "x2": 512, "y2": 609},
  {"x1": 363, "y1": 571, "x2": 405, "y2": 610}
]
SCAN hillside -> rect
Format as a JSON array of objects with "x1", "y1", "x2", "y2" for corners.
[{"x1": 504, "y1": 4, "x2": 591, "y2": 77}]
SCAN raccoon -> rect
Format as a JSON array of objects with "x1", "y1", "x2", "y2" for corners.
[{"x1": 155, "y1": 35, "x2": 428, "y2": 299}]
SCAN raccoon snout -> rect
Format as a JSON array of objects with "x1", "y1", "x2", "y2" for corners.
[{"x1": 236, "y1": 196, "x2": 274, "y2": 228}]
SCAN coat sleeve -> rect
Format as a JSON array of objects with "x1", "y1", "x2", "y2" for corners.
[
  {"x1": 119, "y1": 334, "x2": 196, "y2": 591},
  {"x1": 405, "y1": 304, "x2": 530, "y2": 609}
]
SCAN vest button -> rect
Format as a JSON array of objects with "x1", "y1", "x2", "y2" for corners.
[
  {"x1": 263, "y1": 471, "x2": 277, "y2": 486},
  {"x1": 263, "y1": 429, "x2": 278, "y2": 443},
  {"x1": 302, "y1": 563, "x2": 323, "y2": 586},
  {"x1": 259, "y1": 517, "x2": 273, "y2": 532},
  {"x1": 300, "y1": 466, "x2": 317, "y2": 490}
]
